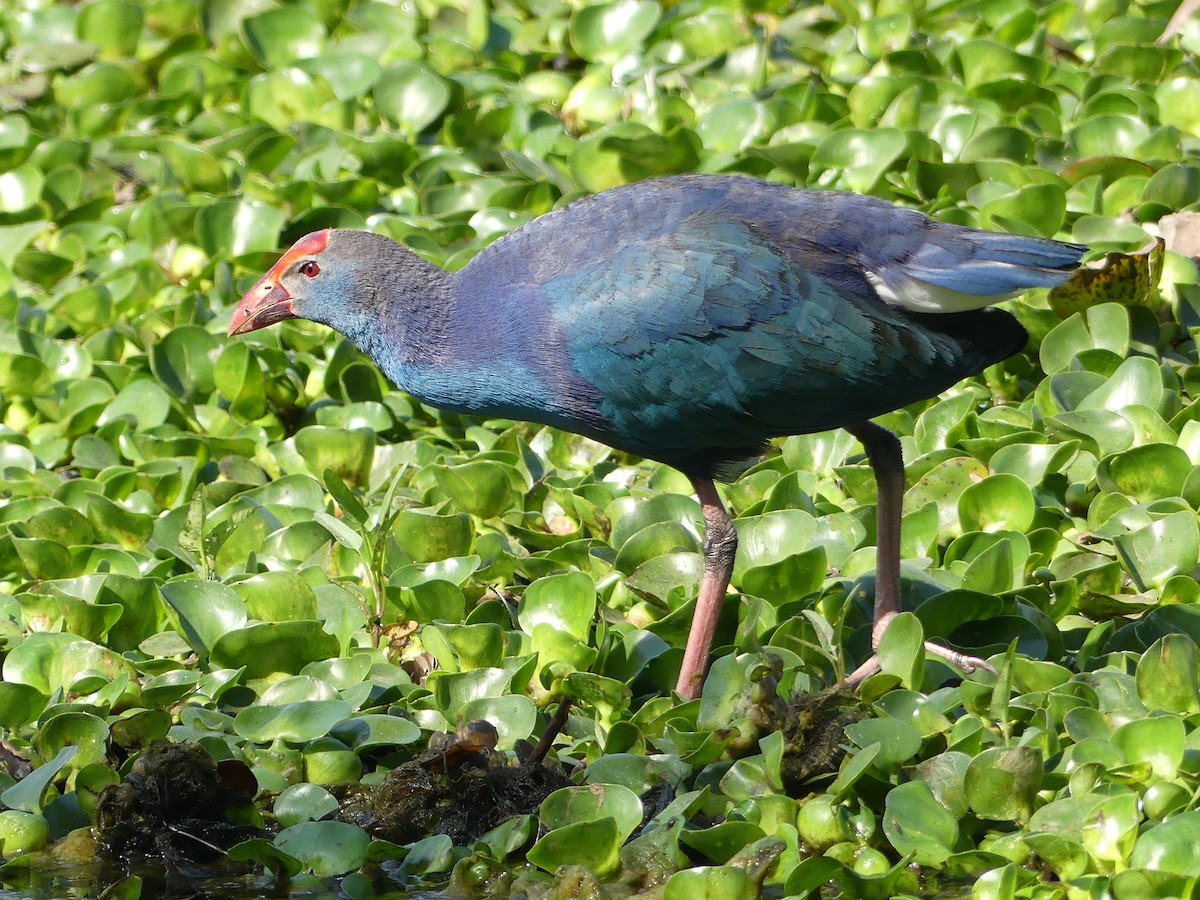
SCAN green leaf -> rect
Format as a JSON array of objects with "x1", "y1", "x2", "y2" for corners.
[
  {"x1": 570, "y1": 1, "x2": 661, "y2": 63},
  {"x1": 883, "y1": 781, "x2": 958, "y2": 866},
  {"x1": 663, "y1": 865, "x2": 755, "y2": 900},
  {"x1": 159, "y1": 579, "x2": 249, "y2": 658},
  {"x1": 374, "y1": 64, "x2": 450, "y2": 135},
  {"x1": 527, "y1": 817, "x2": 622, "y2": 876},
  {"x1": 876, "y1": 612, "x2": 924, "y2": 689},
  {"x1": 540, "y1": 783, "x2": 643, "y2": 842},
  {"x1": 1137, "y1": 634, "x2": 1200, "y2": 714},
  {"x1": 210, "y1": 621, "x2": 341, "y2": 682},
  {"x1": 0, "y1": 746, "x2": 77, "y2": 814},
  {"x1": 274, "y1": 821, "x2": 370, "y2": 878},
  {"x1": 811, "y1": 128, "x2": 907, "y2": 193},
  {"x1": 964, "y1": 747, "x2": 1042, "y2": 823},
  {"x1": 1114, "y1": 510, "x2": 1200, "y2": 592},
  {"x1": 242, "y1": 8, "x2": 325, "y2": 70},
  {"x1": 518, "y1": 571, "x2": 596, "y2": 643}
]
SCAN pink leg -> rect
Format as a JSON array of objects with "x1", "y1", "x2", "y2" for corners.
[
  {"x1": 675, "y1": 477, "x2": 737, "y2": 700},
  {"x1": 842, "y1": 421, "x2": 998, "y2": 685}
]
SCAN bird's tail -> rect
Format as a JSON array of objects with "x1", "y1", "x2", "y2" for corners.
[
  {"x1": 907, "y1": 229, "x2": 1088, "y2": 297},
  {"x1": 869, "y1": 227, "x2": 1087, "y2": 314}
]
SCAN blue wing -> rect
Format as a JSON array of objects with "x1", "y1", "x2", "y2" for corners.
[{"x1": 453, "y1": 176, "x2": 1083, "y2": 475}]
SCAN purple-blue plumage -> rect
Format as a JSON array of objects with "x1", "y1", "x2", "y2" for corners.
[
  {"x1": 231, "y1": 175, "x2": 1083, "y2": 480},
  {"x1": 229, "y1": 174, "x2": 1087, "y2": 698}
]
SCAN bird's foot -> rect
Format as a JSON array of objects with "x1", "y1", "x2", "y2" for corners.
[{"x1": 843, "y1": 640, "x2": 999, "y2": 688}]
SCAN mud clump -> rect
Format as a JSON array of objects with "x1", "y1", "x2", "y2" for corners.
[
  {"x1": 333, "y1": 721, "x2": 572, "y2": 846},
  {"x1": 94, "y1": 740, "x2": 265, "y2": 870},
  {"x1": 776, "y1": 686, "x2": 867, "y2": 793}
]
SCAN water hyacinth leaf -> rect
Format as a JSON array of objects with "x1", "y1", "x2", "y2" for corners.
[
  {"x1": 234, "y1": 700, "x2": 354, "y2": 744},
  {"x1": 295, "y1": 426, "x2": 374, "y2": 488},
  {"x1": 1022, "y1": 833, "x2": 1087, "y2": 881},
  {"x1": 18, "y1": 590, "x2": 121, "y2": 642},
  {"x1": 904, "y1": 456, "x2": 988, "y2": 540},
  {"x1": 527, "y1": 817, "x2": 622, "y2": 876},
  {"x1": 97, "y1": 379, "x2": 171, "y2": 429},
  {"x1": 540, "y1": 783, "x2": 643, "y2": 842},
  {"x1": 428, "y1": 667, "x2": 515, "y2": 719},
  {"x1": 663, "y1": 864, "x2": 756, "y2": 900},
  {"x1": 392, "y1": 509, "x2": 472, "y2": 562},
  {"x1": 213, "y1": 342, "x2": 268, "y2": 422},
  {"x1": 1096, "y1": 444, "x2": 1192, "y2": 502},
  {"x1": 394, "y1": 580, "x2": 466, "y2": 623},
  {"x1": 37, "y1": 711, "x2": 110, "y2": 770},
  {"x1": 518, "y1": 570, "x2": 596, "y2": 642},
  {"x1": 1082, "y1": 793, "x2": 1140, "y2": 870},
  {"x1": 531, "y1": 623, "x2": 597, "y2": 674},
  {"x1": 159, "y1": 579, "x2": 248, "y2": 659},
  {"x1": 810, "y1": 128, "x2": 907, "y2": 194},
  {"x1": 297, "y1": 54, "x2": 382, "y2": 100},
  {"x1": 609, "y1": 493, "x2": 702, "y2": 549},
  {"x1": 196, "y1": 199, "x2": 286, "y2": 257},
  {"x1": 433, "y1": 460, "x2": 512, "y2": 518},
  {"x1": 696, "y1": 101, "x2": 774, "y2": 154},
  {"x1": 1049, "y1": 243, "x2": 1164, "y2": 316},
  {"x1": 274, "y1": 821, "x2": 370, "y2": 877},
  {"x1": 1113, "y1": 510, "x2": 1200, "y2": 592},
  {"x1": 160, "y1": 140, "x2": 228, "y2": 193},
  {"x1": 697, "y1": 653, "x2": 746, "y2": 729},
  {"x1": 374, "y1": 64, "x2": 450, "y2": 135},
  {"x1": 210, "y1": 621, "x2": 341, "y2": 681},
  {"x1": 882, "y1": 780, "x2": 958, "y2": 866},
  {"x1": 843, "y1": 718, "x2": 922, "y2": 770},
  {"x1": 274, "y1": 783, "x2": 339, "y2": 828},
  {"x1": 784, "y1": 857, "x2": 847, "y2": 897},
  {"x1": 557, "y1": 672, "x2": 630, "y2": 716},
  {"x1": 233, "y1": 571, "x2": 319, "y2": 622},
  {"x1": 1156, "y1": 77, "x2": 1200, "y2": 133},
  {"x1": 1, "y1": 746, "x2": 77, "y2": 814},
  {"x1": 1110, "y1": 715, "x2": 1185, "y2": 779},
  {"x1": 76, "y1": 0, "x2": 143, "y2": 57},
  {"x1": 730, "y1": 510, "x2": 816, "y2": 582},
  {"x1": 330, "y1": 714, "x2": 422, "y2": 752},
  {"x1": 614, "y1": 521, "x2": 698, "y2": 574},
  {"x1": 681, "y1": 821, "x2": 766, "y2": 864},
  {"x1": 425, "y1": 622, "x2": 504, "y2": 671},
  {"x1": 569, "y1": 0, "x2": 661, "y2": 62},
  {"x1": 461, "y1": 695, "x2": 537, "y2": 748},
  {"x1": 475, "y1": 814, "x2": 536, "y2": 861},
  {"x1": 876, "y1": 612, "x2": 924, "y2": 689},
  {"x1": 740, "y1": 545, "x2": 826, "y2": 602},
  {"x1": 242, "y1": 7, "x2": 325, "y2": 70},
  {"x1": 0, "y1": 682, "x2": 46, "y2": 730},
  {"x1": 979, "y1": 183, "x2": 1066, "y2": 237},
  {"x1": 1136, "y1": 634, "x2": 1200, "y2": 714},
  {"x1": 957, "y1": 473, "x2": 1035, "y2": 533},
  {"x1": 625, "y1": 551, "x2": 702, "y2": 605},
  {"x1": 1076, "y1": 356, "x2": 1162, "y2": 414},
  {"x1": 11, "y1": 537, "x2": 75, "y2": 580},
  {"x1": 1129, "y1": 810, "x2": 1200, "y2": 876},
  {"x1": 965, "y1": 747, "x2": 1042, "y2": 823},
  {"x1": 148, "y1": 325, "x2": 218, "y2": 401}
]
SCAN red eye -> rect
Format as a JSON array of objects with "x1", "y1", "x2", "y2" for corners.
[{"x1": 299, "y1": 261, "x2": 320, "y2": 277}]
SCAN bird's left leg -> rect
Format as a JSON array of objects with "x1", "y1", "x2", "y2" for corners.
[
  {"x1": 842, "y1": 421, "x2": 998, "y2": 685},
  {"x1": 676, "y1": 477, "x2": 738, "y2": 700}
]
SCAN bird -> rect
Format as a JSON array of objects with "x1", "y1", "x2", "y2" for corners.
[{"x1": 228, "y1": 174, "x2": 1086, "y2": 701}]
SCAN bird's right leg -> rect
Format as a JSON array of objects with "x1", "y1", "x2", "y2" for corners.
[
  {"x1": 842, "y1": 421, "x2": 998, "y2": 685},
  {"x1": 675, "y1": 476, "x2": 738, "y2": 701}
]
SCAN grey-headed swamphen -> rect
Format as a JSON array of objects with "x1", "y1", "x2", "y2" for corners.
[{"x1": 229, "y1": 175, "x2": 1086, "y2": 700}]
